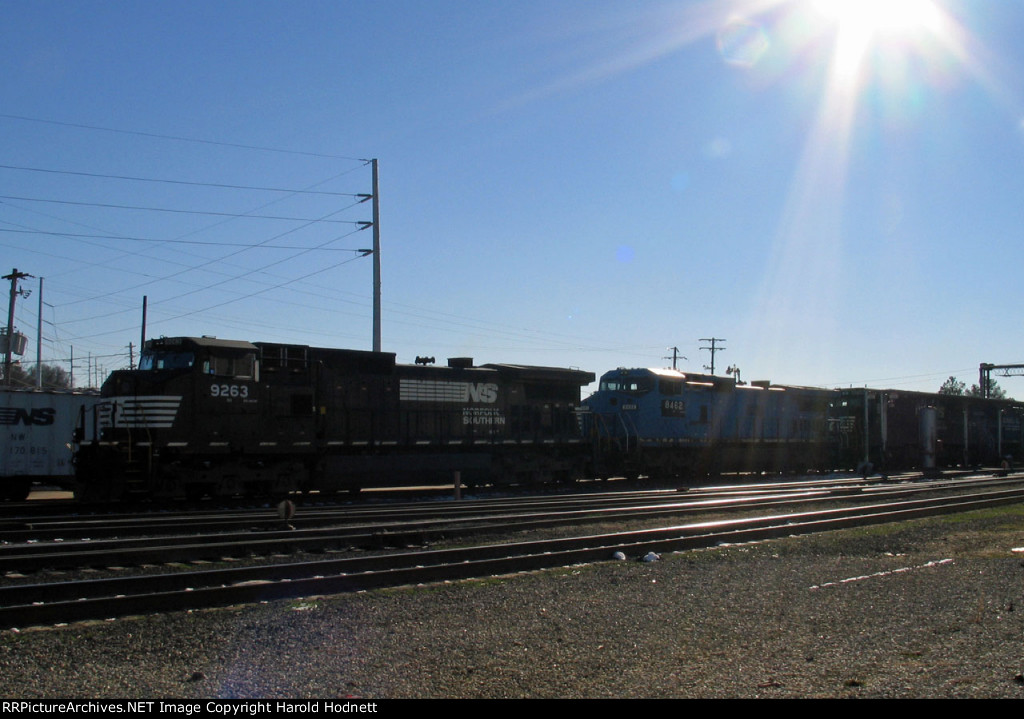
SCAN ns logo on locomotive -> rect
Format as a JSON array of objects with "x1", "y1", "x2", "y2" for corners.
[{"x1": 66, "y1": 335, "x2": 1024, "y2": 501}]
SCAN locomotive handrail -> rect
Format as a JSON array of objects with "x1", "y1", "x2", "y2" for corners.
[{"x1": 618, "y1": 411, "x2": 640, "y2": 451}]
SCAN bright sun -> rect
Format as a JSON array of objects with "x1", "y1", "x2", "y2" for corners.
[
  {"x1": 812, "y1": 0, "x2": 946, "y2": 81},
  {"x1": 819, "y1": 0, "x2": 941, "y2": 35}
]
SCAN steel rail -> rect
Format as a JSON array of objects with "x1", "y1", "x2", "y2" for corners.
[
  {"x1": 4, "y1": 475, "x2": 1023, "y2": 573},
  {"x1": 0, "y1": 470, "x2": 979, "y2": 540},
  {"x1": 0, "y1": 479, "x2": 865, "y2": 539},
  {"x1": 0, "y1": 491, "x2": 837, "y2": 572},
  {"x1": 2, "y1": 486, "x2": 1023, "y2": 630},
  {"x1": 0, "y1": 488, "x2": 704, "y2": 540}
]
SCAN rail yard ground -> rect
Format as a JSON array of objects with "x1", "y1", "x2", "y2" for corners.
[{"x1": 2, "y1": 504, "x2": 1024, "y2": 699}]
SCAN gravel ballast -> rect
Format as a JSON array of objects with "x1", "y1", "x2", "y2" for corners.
[{"x1": 2, "y1": 505, "x2": 1024, "y2": 698}]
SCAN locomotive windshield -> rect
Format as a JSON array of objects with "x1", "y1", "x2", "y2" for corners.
[
  {"x1": 139, "y1": 351, "x2": 195, "y2": 371},
  {"x1": 599, "y1": 376, "x2": 653, "y2": 393}
]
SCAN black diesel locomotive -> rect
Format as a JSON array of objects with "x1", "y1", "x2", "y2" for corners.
[{"x1": 74, "y1": 336, "x2": 594, "y2": 500}]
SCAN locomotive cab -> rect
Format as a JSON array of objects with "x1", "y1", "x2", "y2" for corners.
[
  {"x1": 75, "y1": 337, "x2": 266, "y2": 501},
  {"x1": 583, "y1": 367, "x2": 706, "y2": 478},
  {"x1": 584, "y1": 367, "x2": 833, "y2": 481}
]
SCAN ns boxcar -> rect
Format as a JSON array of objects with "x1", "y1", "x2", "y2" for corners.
[
  {"x1": 1, "y1": 389, "x2": 97, "y2": 500},
  {"x1": 74, "y1": 336, "x2": 594, "y2": 500}
]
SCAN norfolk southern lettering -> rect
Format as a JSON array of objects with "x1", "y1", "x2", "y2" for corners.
[
  {"x1": 399, "y1": 379, "x2": 499, "y2": 403},
  {"x1": 0, "y1": 407, "x2": 55, "y2": 426}
]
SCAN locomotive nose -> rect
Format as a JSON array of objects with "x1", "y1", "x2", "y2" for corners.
[{"x1": 104, "y1": 370, "x2": 153, "y2": 397}]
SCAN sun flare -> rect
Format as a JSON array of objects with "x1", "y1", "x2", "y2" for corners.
[
  {"x1": 816, "y1": 0, "x2": 943, "y2": 36},
  {"x1": 811, "y1": 0, "x2": 947, "y2": 81}
]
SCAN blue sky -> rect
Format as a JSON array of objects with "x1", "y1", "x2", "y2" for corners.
[{"x1": 2, "y1": 0, "x2": 1023, "y2": 395}]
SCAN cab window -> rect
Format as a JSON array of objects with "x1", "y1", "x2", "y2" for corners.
[
  {"x1": 139, "y1": 351, "x2": 195, "y2": 371},
  {"x1": 203, "y1": 353, "x2": 256, "y2": 379},
  {"x1": 659, "y1": 379, "x2": 683, "y2": 395},
  {"x1": 599, "y1": 377, "x2": 652, "y2": 393}
]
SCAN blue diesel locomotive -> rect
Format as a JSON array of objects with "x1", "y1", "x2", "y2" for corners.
[
  {"x1": 582, "y1": 366, "x2": 1024, "y2": 480},
  {"x1": 581, "y1": 367, "x2": 834, "y2": 479}
]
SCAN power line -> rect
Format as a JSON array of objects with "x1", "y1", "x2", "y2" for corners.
[
  {"x1": 157, "y1": 253, "x2": 372, "y2": 324},
  {"x1": 0, "y1": 162, "x2": 367, "y2": 196},
  {"x1": 0, "y1": 113, "x2": 366, "y2": 161},
  {"x1": 11, "y1": 183, "x2": 374, "y2": 309},
  {"x1": 0, "y1": 227, "x2": 372, "y2": 250},
  {"x1": 57, "y1": 222, "x2": 372, "y2": 330},
  {"x1": 0, "y1": 194, "x2": 361, "y2": 223}
]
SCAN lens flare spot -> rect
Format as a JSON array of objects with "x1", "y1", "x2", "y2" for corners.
[
  {"x1": 717, "y1": 18, "x2": 770, "y2": 68},
  {"x1": 616, "y1": 246, "x2": 635, "y2": 263},
  {"x1": 705, "y1": 137, "x2": 733, "y2": 158}
]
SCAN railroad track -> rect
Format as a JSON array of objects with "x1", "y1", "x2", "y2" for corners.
[
  {"x1": 1, "y1": 473, "x2": 1010, "y2": 573},
  {"x1": 0, "y1": 470, "x2": 987, "y2": 544},
  {"x1": 3, "y1": 478, "x2": 1024, "y2": 630}
]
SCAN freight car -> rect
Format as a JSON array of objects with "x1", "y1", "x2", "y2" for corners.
[
  {"x1": 1, "y1": 389, "x2": 98, "y2": 500},
  {"x1": 73, "y1": 336, "x2": 594, "y2": 501},
  {"x1": 828, "y1": 388, "x2": 1024, "y2": 473},
  {"x1": 581, "y1": 367, "x2": 835, "y2": 479}
]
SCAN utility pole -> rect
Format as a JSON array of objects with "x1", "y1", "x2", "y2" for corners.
[
  {"x1": 664, "y1": 347, "x2": 687, "y2": 371},
  {"x1": 699, "y1": 337, "x2": 726, "y2": 375},
  {"x1": 371, "y1": 158, "x2": 381, "y2": 353},
  {"x1": 35, "y1": 277, "x2": 43, "y2": 389},
  {"x1": 3, "y1": 268, "x2": 33, "y2": 387}
]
